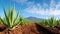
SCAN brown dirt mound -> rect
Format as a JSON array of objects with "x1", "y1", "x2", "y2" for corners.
[
  {"x1": 8, "y1": 23, "x2": 60, "y2": 34},
  {"x1": 0, "y1": 23, "x2": 60, "y2": 34},
  {"x1": 55, "y1": 25, "x2": 60, "y2": 30},
  {"x1": 0, "y1": 24, "x2": 8, "y2": 34},
  {"x1": 9, "y1": 23, "x2": 44, "y2": 34},
  {"x1": 0, "y1": 24, "x2": 6, "y2": 32}
]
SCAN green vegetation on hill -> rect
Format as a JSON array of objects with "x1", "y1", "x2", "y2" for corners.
[{"x1": 20, "y1": 18, "x2": 33, "y2": 25}]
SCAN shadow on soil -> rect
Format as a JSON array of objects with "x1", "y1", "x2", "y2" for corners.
[{"x1": 35, "y1": 23, "x2": 59, "y2": 34}]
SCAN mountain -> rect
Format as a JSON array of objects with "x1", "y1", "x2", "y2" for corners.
[{"x1": 26, "y1": 16, "x2": 44, "y2": 22}]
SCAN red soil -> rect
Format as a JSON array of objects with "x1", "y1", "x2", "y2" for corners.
[{"x1": 0, "y1": 23, "x2": 60, "y2": 34}]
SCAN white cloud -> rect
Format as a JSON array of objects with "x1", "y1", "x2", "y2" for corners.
[
  {"x1": 12, "y1": 0, "x2": 28, "y2": 5},
  {"x1": 26, "y1": 1, "x2": 34, "y2": 7},
  {"x1": 12, "y1": 0, "x2": 35, "y2": 6},
  {"x1": 56, "y1": 2, "x2": 60, "y2": 9},
  {"x1": 24, "y1": 0, "x2": 60, "y2": 16},
  {"x1": 13, "y1": 0, "x2": 60, "y2": 17},
  {"x1": 24, "y1": 6, "x2": 60, "y2": 16},
  {"x1": 24, "y1": 4, "x2": 43, "y2": 14},
  {"x1": 46, "y1": 10, "x2": 60, "y2": 16}
]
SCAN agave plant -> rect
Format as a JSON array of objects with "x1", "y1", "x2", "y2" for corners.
[
  {"x1": 39, "y1": 16, "x2": 57, "y2": 27},
  {"x1": 0, "y1": 7, "x2": 22, "y2": 30},
  {"x1": 39, "y1": 19, "x2": 49, "y2": 25},
  {"x1": 47, "y1": 17, "x2": 57, "y2": 27},
  {"x1": 56, "y1": 19, "x2": 60, "y2": 25}
]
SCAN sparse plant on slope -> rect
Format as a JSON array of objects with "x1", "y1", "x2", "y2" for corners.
[
  {"x1": 0, "y1": 7, "x2": 22, "y2": 30},
  {"x1": 20, "y1": 18, "x2": 33, "y2": 25},
  {"x1": 39, "y1": 19, "x2": 49, "y2": 26}
]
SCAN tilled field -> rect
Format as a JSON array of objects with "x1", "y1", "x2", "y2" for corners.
[{"x1": 0, "y1": 23, "x2": 60, "y2": 34}]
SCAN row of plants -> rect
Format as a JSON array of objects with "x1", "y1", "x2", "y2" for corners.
[
  {"x1": 1, "y1": 6, "x2": 60, "y2": 31},
  {"x1": 0, "y1": 6, "x2": 32, "y2": 30},
  {"x1": 39, "y1": 17, "x2": 60, "y2": 27}
]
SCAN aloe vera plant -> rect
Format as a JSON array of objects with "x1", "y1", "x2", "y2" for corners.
[{"x1": 0, "y1": 7, "x2": 22, "y2": 30}]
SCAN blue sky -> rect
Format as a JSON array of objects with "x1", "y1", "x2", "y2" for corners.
[{"x1": 0, "y1": 0, "x2": 60, "y2": 19}]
